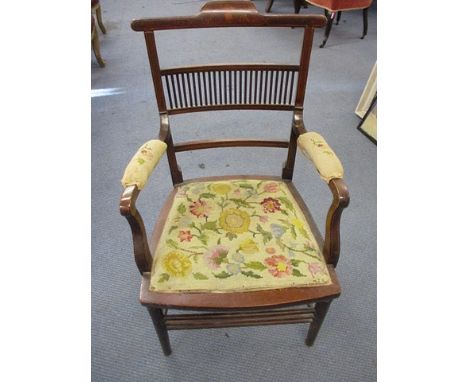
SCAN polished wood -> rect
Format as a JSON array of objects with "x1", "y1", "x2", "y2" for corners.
[
  {"x1": 121, "y1": 0, "x2": 349, "y2": 355},
  {"x1": 305, "y1": 300, "x2": 331, "y2": 346},
  {"x1": 140, "y1": 265, "x2": 340, "y2": 310},
  {"x1": 119, "y1": 185, "x2": 152, "y2": 273}
]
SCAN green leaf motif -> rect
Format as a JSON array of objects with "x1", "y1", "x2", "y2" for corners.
[
  {"x1": 198, "y1": 233, "x2": 208, "y2": 245},
  {"x1": 230, "y1": 198, "x2": 253, "y2": 208},
  {"x1": 169, "y1": 225, "x2": 178, "y2": 235},
  {"x1": 177, "y1": 203, "x2": 186, "y2": 215},
  {"x1": 158, "y1": 273, "x2": 170, "y2": 283},
  {"x1": 245, "y1": 261, "x2": 267, "y2": 271},
  {"x1": 217, "y1": 237, "x2": 221, "y2": 245},
  {"x1": 202, "y1": 221, "x2": 218, "y2": 231},
  {"x1": 291, "y1": 259, "x2": 302, "y2": 267},
  {"x1": 256, "y1": 224, "x2": 273, "y2": 244},
  {"x1": 225, "y1": 232, "x2": 238, "y2": 241},
  {"x1": 290, "y1": 225, "x2": 297, "y2": 239},
  {"x1": 213, "y1": 271, "x2": 233, "y2": 279},
  {"x1": 137, "y1": 158, "x2": 145, "y2": 165},
  {"x1": 193, "y1": 272, "x2": 209, "y2": 280},
  {"x1": 241, "y1": 270, "x2": 262, "y2": 279},
  {"x1": 292, "y1": 269, "x2": 307, "y2": 277},
  {"x1": 278, "y1": 196, "x2": 294, "y2": 212},
  {"x1": 166, "y1": 239, "x2": 178, "y2": 249},
  {"x1": 199, "y1": 192, "x2": 216, "y2": 199},
  {"x1": 238, "y1": 183, "x2": 254, "y2": 189},
  {"x1": 299, "y1": 227, "x2": 310, "y2": 239}
]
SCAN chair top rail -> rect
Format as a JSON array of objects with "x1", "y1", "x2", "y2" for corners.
[
  {"x1": 160, "y1": 63, "x2": 300, "y2": 76},
  {"x1": 131, "y1": 1, "x2": 326, "y2": 32}
]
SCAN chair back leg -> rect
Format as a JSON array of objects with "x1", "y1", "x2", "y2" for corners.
[{"x1": 305, "y1": 300, "x2": 332, "y2": 346}]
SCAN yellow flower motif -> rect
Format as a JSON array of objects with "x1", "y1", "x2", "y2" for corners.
[
  {"x1": 211, "y1": 183, "x2": 232, "y2": 195},
  {"x1": 239, "y1": 239, "x2": 259, "y2": 254},
  {"x1": 219, "y1": 208, "x2": 250, "y2": 234},
  {"x1": 163, "y1": 251, "x2": 192, "y2": 277},
  {"x1": 291, "y1": 218, "x2": 304, "y2": 229}
]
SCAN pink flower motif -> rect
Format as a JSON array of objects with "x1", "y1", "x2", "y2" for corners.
[
  {"x1": 259, "y1": 215, "x2": 269, "y2": 223},
  {"x1": 204, "y1": 246, "x2": 229, "y2": 270},
  {"x1": 265, "y1": 247, "x2": 276, "y2": 254},
  {"x1": 178, "y1": 230, "x2": 193, "y2": 242},
  {"x1": 308, "y1": 262, "x2": 325, "y2": 275},
  {"x1": 263, "y1": 182, "x2": 279, "y2": 193},
  {"x1": 264, "y1": 255, "x2": 292, "y2": 278},
  {"x1": 189, "y1": 199, "x2": 212, "y2": 218},
  {"x1": 261, "y1": 197, "x2": 281, "y2": 213},
  {"x1": 233, "y1": 188, "x2": 241, "y2": 196}
]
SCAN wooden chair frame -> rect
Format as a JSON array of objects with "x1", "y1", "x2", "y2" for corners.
[{"x1": 120, "y1": 1, "x2": 349, "y2": 356}]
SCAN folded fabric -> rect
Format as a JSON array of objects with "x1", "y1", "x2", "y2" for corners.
[
  {"x1": 121, "y1": 140, "x2": 167, "y2": 189},
  {"x1": 297, "y1": 132, "x2": 344, "y2": 183}
]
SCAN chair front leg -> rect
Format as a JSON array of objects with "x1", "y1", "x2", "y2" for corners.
[
  {"x1": 147, "y1": 307, "x2": 172, "y2": 356},
  {"x1": 95, "y1": 4, "x2": 107, "y2": 34},
  {"x1": 320, "y1": 10, "x2": 335, "y2": 48},
  {"x1": 305, "y1": 300, "x2": 331, "y2": 346},
  {"x1": 361, "y1": 7, "x2": 369, "y2": 39}
]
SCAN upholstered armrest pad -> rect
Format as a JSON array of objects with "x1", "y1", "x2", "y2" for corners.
[
  {"x1": 297, "y1": 132, "x2": 344, "y2": 183},
  {"x1": 121, "y1": 140, "x2": 167, "y2": 189}
]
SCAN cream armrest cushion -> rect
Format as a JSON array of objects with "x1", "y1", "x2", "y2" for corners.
[
  {"x1": 121, "y1": 140, "x2": 167, "y2": 189},
  {"x1": 297, "y1": 132, "x2": 344, "y2": 183}
]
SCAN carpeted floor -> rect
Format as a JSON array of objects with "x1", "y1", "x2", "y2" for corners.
[{"x1": 92, "y1": 1, "x2": 376, "y2": 381}]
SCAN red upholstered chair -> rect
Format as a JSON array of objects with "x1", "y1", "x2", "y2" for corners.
[
  {"x1": 91, "y1": 0, "x2": 106, "y2": 34},
  {"x1": 266, "y1": 0, "x2": 372, "y2": 48},
  {"x1": 91, "y1": 14, "x2": 105, "y2": 67}
]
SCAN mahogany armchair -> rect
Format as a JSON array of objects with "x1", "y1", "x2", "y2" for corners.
[{"x1": 120, "y1": 0, "x2": 349, "y2": 356}]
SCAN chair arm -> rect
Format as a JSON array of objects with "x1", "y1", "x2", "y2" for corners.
[
  {"x1": 297, "y1": 132, "x2": 344, "y2": 183},
  {"x1": 295, "y1": 123, "x2": 349, "y2": 266},
  {"x1": 120, "y1": 139, "x2": 166, "y2": 274},
  {"x1": 121, "y1": 139, "x2": 167, "y2": 190}
]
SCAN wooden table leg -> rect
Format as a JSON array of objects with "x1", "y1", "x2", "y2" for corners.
[
  {"x1": 335, "y1": 11, "x2": 342, "y2": 25},
  {"x1": 148, "y1": 307, "x2": 172, "y2": 356},
  {"x1": 305, "y1": 301, "x2": 331, "y2": 346}
]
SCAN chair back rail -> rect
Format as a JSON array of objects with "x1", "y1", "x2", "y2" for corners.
[{"x1": 132, "y1": 0, "x2": 326, "y2": 184}]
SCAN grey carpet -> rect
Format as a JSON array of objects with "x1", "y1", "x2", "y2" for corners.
[{"x1": 92, "y1": 1, "x2": 376, "y2": 381}]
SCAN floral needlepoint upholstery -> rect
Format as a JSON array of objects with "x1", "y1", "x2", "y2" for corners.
[
  {"x1": 150, "y1": 179, "x2": 332, "y2": 293},
  {"x1": 297, "y1": 132, "x2": 344, "y2": 183},
  {"x1": 121, "y1": 140, "x2": 167, "y2": 190}
]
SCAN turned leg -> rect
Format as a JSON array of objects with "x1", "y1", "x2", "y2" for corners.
[
  {"x1": 336, "y1": 11, "x2": 342, "y2": 25},
  {"x1": 95, "y1": 4, "x2": 107, "y2": 34},
  {"x1": 361, "y1": 7, "x2": 368, "y2": 39},
  {"x1": 320, "y1": 10, "x2": 335, "y2": 48},
  {"x1": 147, "y1": 307, "x2": 172, "y2": 356},
  {"x1": 305, "y1": 301, "x2": 331, "y2": 346},
  {"x1": 265, "y1": 0, "x2": 275, "y2": 13},
  {"x1": 91, "y1": 29, "x2": 106, "y2": 68},
  {"x1": 294, "y1": 0, "x2": 302, "y2": 14}
]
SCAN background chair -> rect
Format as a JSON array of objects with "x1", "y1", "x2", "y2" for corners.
[
  {"x1": 266, "y1": 0, "x2": 373, "y2": 48},
  {"x1": 91, "y1": 14, "x2": 105, "y2": 67},
  {"x1": 120, "y1": 0, "x2": 349, "y2": 356},
  {"x1": 91, "y1": 0, "x2": 106, "y2": 34}
]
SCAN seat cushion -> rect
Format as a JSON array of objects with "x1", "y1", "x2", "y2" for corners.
[
  {"x1": 150, "y1": 179, "x2": 331, "y2": 293},
  {"x1": 306, "y1": 0, "x2": 372, "y2": 12}
]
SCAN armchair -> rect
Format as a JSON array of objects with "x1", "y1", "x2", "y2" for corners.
[{"x1": 120, "y1": 0, "x2": 349, "y2": 356}]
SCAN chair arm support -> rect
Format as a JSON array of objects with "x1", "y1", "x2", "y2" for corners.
[
  {"x1": 323, "y1": 178, "x2": 349, "y2": 266},
  {"x1": 120, "y1": 185, "x2": 153, "y2": 274},
  {"x1": 121, "y1": 139, "x2": 167, "y2": 190}
]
